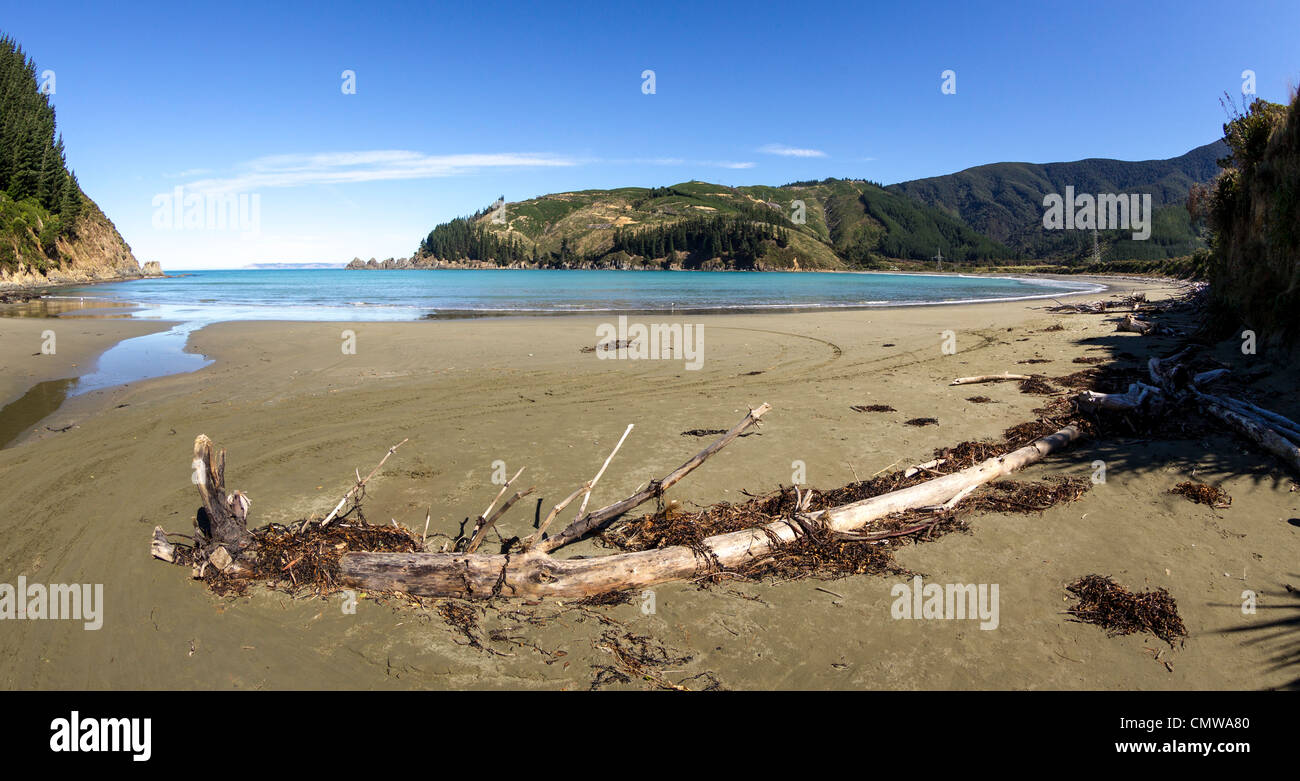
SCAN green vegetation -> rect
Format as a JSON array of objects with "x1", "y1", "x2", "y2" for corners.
[
  {"x1": 414, "y1": 177, "x2": 1021, "y2": 271},
  {"x1": 611, "y1": 216, "x2": 790, "y2": 270},
  {"x1": 1203, "y1": 92, "x2": 1300, "y2": 341},
  {"x1": 888, "y1": 142, "x2": 1224, "y2": 260},
  {"x1": 410, "y1": 139, "x2": 1233, "y2": 273},
  {"x1": 0, "y1": 33, "x2": 84, "y2": 274},
  {"x1": 417, "y1": 216, "x2": 533, "y2": 265}
]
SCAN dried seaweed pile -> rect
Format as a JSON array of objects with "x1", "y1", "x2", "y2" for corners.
[
  {"x1": 177, "y1": 519, "x2": 424, "y2": 597},
  {"x1": 1017, "y1": 377, "x2": 1058, "y2": 395},
  {"x1": 904, "y1": 417, "x2": 939, "y2": 426},
  {"x1": 971, "y1": 477, "x2": 1091, "y2": 513},
  {"x1": 851, "y1": 404, "x2": 896, "y2": 413},
  {"x1": 1171, "y1": 481, "x2": 1232, "y2": 508},
  {"x1": 1065, "y1": 575, "x2": 1188, "y2": 647},
  {"x1": 1053, "y1": 365, "x2": 1148, "y2": 393}
]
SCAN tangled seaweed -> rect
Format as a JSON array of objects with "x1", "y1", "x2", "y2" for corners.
[
  {"x1": 590, "y1": 629, "x2": 721, "y2": 691},
  {"x1": 851, "y1": 404, "x2": 896, "y2": 413},
  {"x1": 1065, "y1": 575, "x2": 1188, "y2": 648},
  {"x1": 1018, "y1": 377, "x2": 1058, "y2": 395},
  {"x1": 175, "y1": 519, "x2": 424, "y2": 598},
  {"x1": 1171, "y1": 481, "x2": 1232, "y2": 508}
]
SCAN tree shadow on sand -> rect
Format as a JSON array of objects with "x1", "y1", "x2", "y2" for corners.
[{"x1": 1214, "y1": 578, "x2": 1300, "y2": 690}]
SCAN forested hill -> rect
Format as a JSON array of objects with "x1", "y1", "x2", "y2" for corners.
[
  {"x1": 888, "y1": 141, "x2": 1227, "y2": 260},
  {"x1": 399, "y1": 142, "x2": 1227, "y2": 272},
  {"x1": 0, "y1": 34, "x2": 151, "y2": 288},
  {"x1": 399, "y1": 179, "x2": 1019, "y2": 272}
]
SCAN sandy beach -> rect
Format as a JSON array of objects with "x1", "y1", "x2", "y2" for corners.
[{"x1": 1, "y1": 276, "x2": 1297, "y2": 690}]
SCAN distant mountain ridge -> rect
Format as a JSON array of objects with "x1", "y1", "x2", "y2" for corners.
[{"x1": 397, "y1": 141, "x2": 1226, "y2": 271}]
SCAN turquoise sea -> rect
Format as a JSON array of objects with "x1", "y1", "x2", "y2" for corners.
[{"x1": 53, "y1": 268, "x2": 1105, "y2": 321}]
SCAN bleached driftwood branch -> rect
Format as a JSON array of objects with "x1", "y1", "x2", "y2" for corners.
[{"x1": 337, "y1": 423, "x2": 1082, "y2": 599}]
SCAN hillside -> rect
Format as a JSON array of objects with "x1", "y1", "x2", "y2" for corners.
[
  {"x1": 888, "y1": 141, "x2": 1227, "y2": 260},
  {"x1": 0, "y1": 33, "x2": 154, "y2": 290},
  {"x1": 395, "y1": 179, "x2": 1018, "y2": 272},
  {"x1": 394, "y1": 140, "x2": 1229, "y2": 272}
]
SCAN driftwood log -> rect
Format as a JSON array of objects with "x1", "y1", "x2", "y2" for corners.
[
  {"x1": 949, "y1": 373, "x2": 1034, "y2": 386},
  {"x1": 336, "y1": 424, "x2": 1082, "y2": 598},
  {"x1": 158, "y1": 404, "x2": 1084, "y2": 598},
  {"x1": 1069, "y1": 345, "x2": 1300, "y2": 475}
]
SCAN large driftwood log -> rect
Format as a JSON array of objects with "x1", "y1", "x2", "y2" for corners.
[{"x1": 338, "y1": 425, "x2": 1082, "y2": 598}]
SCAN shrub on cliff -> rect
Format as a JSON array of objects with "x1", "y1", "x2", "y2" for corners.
[{"x1": 1205, "y1": 91, "x2": 1300, "y2": 343}]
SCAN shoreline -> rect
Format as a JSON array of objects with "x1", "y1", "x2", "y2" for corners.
[
  {"x1": 0, "y1": 274, "x2": 1146, "y2": 443},
  {"x1": 25, "y1": 269, "x2": 1133, "y2": 323}
]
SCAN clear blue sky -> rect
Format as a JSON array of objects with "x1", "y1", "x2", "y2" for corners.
[{"x1": 4, "y1": 0, "x2": 1297, "y2": 268}]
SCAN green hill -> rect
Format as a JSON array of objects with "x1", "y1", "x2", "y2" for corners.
[
  {"x1": 888, "y1": 141, "x2": 1227, "y2": 261},
  {"x1": 407, "y1": 178, "x2": 1018, "y2": 271},
  {"x1": 403, "y1": 141, "x2": 1230, "y2": 271}
]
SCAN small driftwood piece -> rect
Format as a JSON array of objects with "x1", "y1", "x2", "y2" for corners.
[
  {"x1": 319, "y1": 438, "x2": 408, "y2": 528},
  {"x1": 525, "y1": 423, "x2": 634, "y2": 549},
  {"x1": 536, "y1": 403, "x2": 772, "y2": 553},
  {"x1": 950, "y1": 373, "x2": 1034, "y2": 386},
  {"x1": 1117, "y1": 313, "x2": 1154, "y2": 334}
]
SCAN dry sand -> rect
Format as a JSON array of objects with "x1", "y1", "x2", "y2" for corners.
[{"x1": 1, "y1": 276, "x2": 1297, "y2": 690}]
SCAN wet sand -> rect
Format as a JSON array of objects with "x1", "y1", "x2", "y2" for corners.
[{"x1": 1, "y1": 277, "x2": 1297, "y2": 690}]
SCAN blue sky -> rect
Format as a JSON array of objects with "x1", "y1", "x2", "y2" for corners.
[{"x1": 4, "y1": 0, "x2": 1298, "y2": 268}]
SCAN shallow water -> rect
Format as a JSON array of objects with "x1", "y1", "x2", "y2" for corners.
[
  {"x1": 0, "y1": 322, "x2": 211, "y2": 448},
  {"x1": 53, "y1": 268, "x2": 1106, "y2": 321}
]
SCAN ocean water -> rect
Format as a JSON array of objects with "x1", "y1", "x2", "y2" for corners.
[{"x1": 52, "y1": 269, "x2": 1105, "y2": 322}]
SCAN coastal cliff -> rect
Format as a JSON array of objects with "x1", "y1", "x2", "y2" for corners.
[
  {"x1": 0, "y1": 195, "x2": 160, "y2": 290},
  {"x1": 0, "y1": 34, "x2": 159, "y2": 291}
]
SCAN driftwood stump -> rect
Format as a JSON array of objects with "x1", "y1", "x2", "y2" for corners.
[{"x1": 191, "y1": 434, "x2": 253, "y2": 572}]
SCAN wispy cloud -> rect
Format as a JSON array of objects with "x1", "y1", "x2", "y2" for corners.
[
  {"x1": 183, "y1": 151, "x2": 578, "y2": 193},
  {"x1": 759, "y1": 143, "x2": 827, "y2": 158},
  {"x1": 615, "y1": 157, "x2": 754, "y2": 169},
  {"x1": 163, "y1": 167, "x2": 213, "y2": 179}
]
